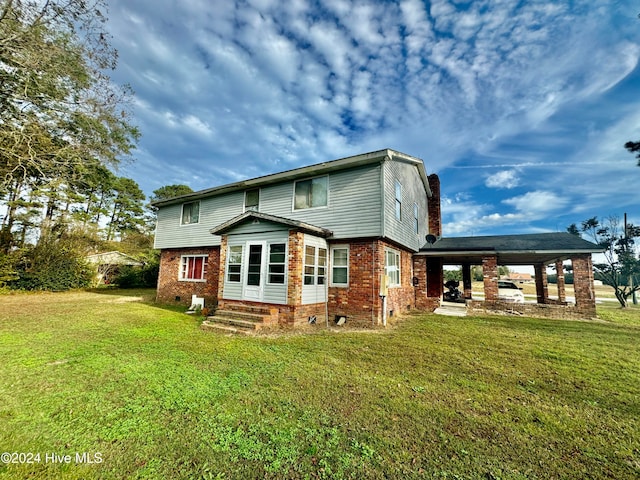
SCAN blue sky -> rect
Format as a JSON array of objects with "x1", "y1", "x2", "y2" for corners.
[{"x1": 105, "y1": 0, "x2": 640, "y2": 237}]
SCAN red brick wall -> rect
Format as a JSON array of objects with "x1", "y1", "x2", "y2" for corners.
[
  {"x1": 157, "y1": 247, "x2": 219, "y2": 307},
  {"x1": 327, "y1": 240, "x2": 417, "y2": 327}
]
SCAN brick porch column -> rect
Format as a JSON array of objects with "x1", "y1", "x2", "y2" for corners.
[
  {"x1": 287, "y1": 231, "x2": 304, "y2": 305},
  {"x1": 218, "y1": 235, "x2": 228, "y2": 301},
  {"x1": 426, "y1": 258, "x2": 443, "y2": 300},
  {"x1": 482, "y1": 255, "x2": 498, "y2": 302},
  {"x1": 572, "y1": 255, "x2": 596, "y2": 316},
  {"x1": 413, "y1": 256, "x2": 428, "y2": 309},
  {"x1": 462, "y1": 262, "x2": 472, "y2": 299},
  {"x1": 555, "y1": 260, "x2": 566, "y2": 303},
  {"x1": 534, "y1": 263, "x2": 549, "y2": 304}
]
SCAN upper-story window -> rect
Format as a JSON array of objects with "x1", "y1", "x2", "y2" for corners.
[
  {"x1": 395, "y1": 181, "x2": 402, "y2": 220},
  {"x1": 181, "y1": 201, "x2": 200, "y2": 225},
  {"x1": 413, "y1": 203, "x2": 419, "y2": 234},
  {"x1": 244, "y1": 189, "x2": 259, "y2": 212},
  {"x1": 294, "y1": 176, "x2": 328, "y2": 210}
]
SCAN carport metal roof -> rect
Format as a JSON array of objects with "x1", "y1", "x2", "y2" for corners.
[{"x1": 416, "y1": 232, "x2": 602, "y2": 265}]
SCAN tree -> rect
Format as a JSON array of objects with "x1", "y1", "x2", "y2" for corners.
[
  {"x1": 624, "y1": 141, "x2": 640, "y2": 166},
  {"x1": 0, "y1": 0, "x2": 139, "y2": 193},
  {"x1": 105, "y1": 177, "x2": 145, "y2": 241},
  {"x1": 148, "y1": 184, "x2": 194, "y2": 206},
  {"x1": 568, "y1": 216, "x2": 640, "y2": 307}
]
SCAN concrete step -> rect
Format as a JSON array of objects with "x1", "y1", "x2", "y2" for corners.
[
  {"x1": 434, "y1": 301, "x2": 467, "y2": 317},
  {"x1": 206, "y1": 315, "x2": 266, "y2": 330},
  {"x1": 200, "y1": 320, "x2": 253, "y2": 335},
  {"x1": 214, "y1": 309, "x2": 272, "y2": 323}
]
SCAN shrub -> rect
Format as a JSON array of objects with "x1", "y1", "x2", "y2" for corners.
[{"x1": 11, "y1": 235, "x2": 94, "y2": 291}]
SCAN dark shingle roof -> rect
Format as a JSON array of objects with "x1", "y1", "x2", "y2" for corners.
[{"x1": 419, "y1": 232, "x2": 602, "y2": 265}]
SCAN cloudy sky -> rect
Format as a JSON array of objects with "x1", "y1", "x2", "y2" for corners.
[{"x1": 105, "y1": 0, "x2": 640, "y2": 237}]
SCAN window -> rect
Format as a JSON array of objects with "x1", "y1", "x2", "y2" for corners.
[
  {"x1": 180, "y1": 255, "x2": 207, "y2": 281},
  {"x1": 268, "y1": 243, "x2": 286, "y2": 284},
  {"x1": 395, "y1": 181, "x2": 402, "y2": 220},
  {"x1": 304, "y1": 245, "x2": 316, "y2": 285},
  {"x1": 303, "y1": 245, "x2": 327, "y2": 285},
  {"x1": 294, "y1": 176, "x2": 328, "y2": 210},
  {"x1": 181, "y1": 201, "x2": 200, "y2": 225},
  {"x1": 413, "y1": 203, "x2": 419, "y2": 234},
  {"x1": 227, "y1": 246, "x2": 243, "y2": 282},
  {"x1": 244, "y1": 189, "x2": 259, "y2": 211},
  {"x1": 331, "y1": 246, "x2": 349, "y2": 286},
  {"x1": 385, "y1": 249, "x2": 400, "y2": 286},
  {"x1": 318, "y1": 248, "x2": 327, "y2": 285}
]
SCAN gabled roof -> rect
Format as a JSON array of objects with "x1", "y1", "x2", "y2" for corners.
[
  {"x1": 86, "y1": 251, "x2": 144, "y2": 266},
  {"x1": 152, "y1": 149, "x2": 431, "y2": 208},
  {"x1": 210, "y1": 211, "x2": 333, "y2": 238},
  {"x1": 418, "y1": 232, "x2": 603, "y2": 265}
]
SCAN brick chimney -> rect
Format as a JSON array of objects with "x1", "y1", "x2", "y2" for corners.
[{"x1": 427, "y1": 173, "x2": 441, "y2": 237}]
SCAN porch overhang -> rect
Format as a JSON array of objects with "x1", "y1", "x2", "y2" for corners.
[
  {"x1": 416, "y1": 232, "x2": 603, "y2": 265},
  {"x1": 210, "y1": 211, "x2": 333, "y2": 238}
]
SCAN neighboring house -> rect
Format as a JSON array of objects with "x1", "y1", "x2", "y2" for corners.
[
  {"x1": 502, "y1": 272, "x2": 533, "y2": 283},
  {"x1": 153, "y1": 149, "x2": 441, "y2": 327},
  {"x1": 86, "y1": 251, "x2": 144, "y2": 285}
]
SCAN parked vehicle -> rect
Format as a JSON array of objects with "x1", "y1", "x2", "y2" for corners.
[
  {"x1": 498, "y1": 280, "x2": 525, "y2": 303},
  {"x1": 443, "y1": 280, "x2": 465, "y2": 303}
]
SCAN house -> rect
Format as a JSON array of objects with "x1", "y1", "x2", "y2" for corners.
[
  {"x1": 153, "y1": 149, "x2": 441, "y2": 327},
  {"x1": 153, "y1": 148, "x2": 603, "y2": 329},
  {"x1": 86, "y1": 251, "x2": 144, "y2": 285},
  {"x1": 502, "y1": 272, "x2": 534, "y2": 283}
]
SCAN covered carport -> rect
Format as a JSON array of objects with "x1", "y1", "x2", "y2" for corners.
[{"x1": 414, "y1": 232, "x2": 603, "y2": 319}]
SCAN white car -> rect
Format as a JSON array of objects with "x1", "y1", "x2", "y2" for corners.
[{"x1": 498, "y1": 281, "x2": 525, "y2": 303}]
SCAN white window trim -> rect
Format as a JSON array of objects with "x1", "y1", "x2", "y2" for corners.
[
  {"x1": 266, "y1": 242, "x2": 287, "y2": 286},
  {"x1": 330, "y1": 245, "x2": 349, "y2": 287},
  {"x1": 179, "y1": 254, "x2": 208, "y2": 282},
  {"x1": 395, "y1": 180, "x2": 402, "y2": 221},
  {"x1": 244, "y1": 188, "x2": 260, "y2": 212},
  {"x1": 292, "y1": 175, "x2": 329, "y2": 211},
  {"x1": 413, "y1": 203, "x2": 419, "y2": 234},
  {"x1": 385, "y1": 248, "x2": 401, "y2": 287},
  {"x1": 226, "y1": 245, "x2": 243, "y2": 283},
  {"x1": 180, "y1": 201, "x2": 200, "y2": 226}
]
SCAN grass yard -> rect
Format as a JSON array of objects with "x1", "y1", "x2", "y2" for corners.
[{"x1": 0, "y1": 290, "x2": 639, "y2": 479}]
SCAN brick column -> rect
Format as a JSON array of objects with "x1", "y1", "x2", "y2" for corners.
[
  {"x1": 534, "y1": 263, "x2": 549, "y2": 304},
  {"x1": 413, "y1": 256, "x2": 428, "y2": 308},
  {"x1": 555, "y1": 260, "x2": 566, "y2": 303},
  {"x1": 572, "y1": 255, "x2": 596, "y2": 316},
  {"x1": 426, "y1": 258, "x2": 443, "y2": 299},
  {"x1": 287, "y1": 231, "x2": 304, "y2": 305},
  {"x1": 482, "y1": 255, "x2": 498, "y2": 302},
  {"x1": 217, "y1": 236, "x2": 228, "y2": 301},
  {"x1": 462, "y1": 262, "x2": 472, "y2": 299}
]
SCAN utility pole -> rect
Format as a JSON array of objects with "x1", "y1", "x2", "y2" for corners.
[{"x1": 625, "y1": 213, "x2": 638, "y2": 305}]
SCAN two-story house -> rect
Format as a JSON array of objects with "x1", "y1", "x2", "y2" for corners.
[{"x1": 153, "y1": 149, "x2": 442, "y2": 328}]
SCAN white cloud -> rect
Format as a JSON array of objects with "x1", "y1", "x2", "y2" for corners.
[
  {"x1": 503, "y1": 190, "x2": 568, "y2": 214},
  {"x1": 485, "y1": 170, "x2": 520, "y2": 189}
]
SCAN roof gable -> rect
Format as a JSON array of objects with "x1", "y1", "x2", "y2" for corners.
[{"x1": 210, "y1": 211, "x2": 333, "y2": 238}]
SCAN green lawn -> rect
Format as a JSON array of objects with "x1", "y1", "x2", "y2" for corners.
[{"x1": 0, "y1": 290, "x2": 639, "y2": 479}]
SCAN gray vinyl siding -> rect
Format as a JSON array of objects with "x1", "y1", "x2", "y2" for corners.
[
  {"x1": 154, "y1": 164, "x2": 384, "y2": 249},
  {"x1": 154, "y1": 191, "x2": 244, "y2": 249},
  {"x1": 223, "y1": 229, "x2": 289, "y2": 304},
  {"x1": 382, "y1": 159, "x2": 430, "y2": 252}
]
